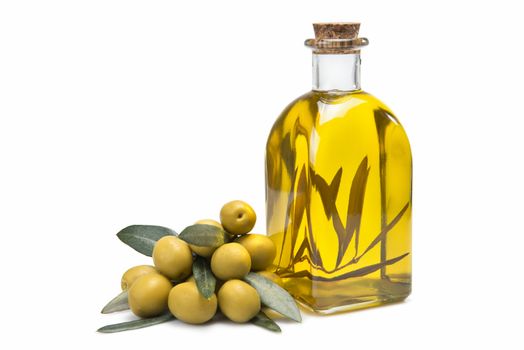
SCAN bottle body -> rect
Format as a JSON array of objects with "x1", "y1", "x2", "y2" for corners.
[{"x1": 265, "y1": 90, "x2": 412, "y2": 313}]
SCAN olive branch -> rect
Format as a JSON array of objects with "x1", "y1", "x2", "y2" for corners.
[{"x1": 273, "y1": 154, "x2": 409, "y2": 279}]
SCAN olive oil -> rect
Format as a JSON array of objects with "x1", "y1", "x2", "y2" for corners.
[{"x1": 265, "y1": 23, "x2": 412, "y2": 314}]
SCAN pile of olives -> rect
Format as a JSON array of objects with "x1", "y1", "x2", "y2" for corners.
[{"x1": 120, "y1": 200, "x2": 280, "y2": 325}]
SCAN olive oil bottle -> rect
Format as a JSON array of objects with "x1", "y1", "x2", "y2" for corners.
[{"x1": 266, "y1": 23, "x2": 412, "y2": 314}]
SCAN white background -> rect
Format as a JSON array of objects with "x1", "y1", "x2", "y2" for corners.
[{"x1": 1, "y1": 0, "x2": 523, "y2": 348}]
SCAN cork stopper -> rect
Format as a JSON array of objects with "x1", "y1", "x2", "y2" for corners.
[
  {"x1": 305, "y1": 22, "x2": 368, "y2": 54},
  {"x1": 313, "y1": 22, "x2": 360, "y2": 41}
]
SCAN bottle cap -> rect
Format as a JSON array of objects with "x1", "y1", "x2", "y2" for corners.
[
  {"x1": 313, "y1": 22, "x2": 360, "y2": 40},
  {"x1": 305, "y1": 22, "x2": 369, "y2": 54}
]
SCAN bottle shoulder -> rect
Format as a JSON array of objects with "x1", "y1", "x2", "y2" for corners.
[
  {"x1": 267, "y1": 90, "x2": 410, "y2": 150},
  {"x1": 272, "y1": 90, "x2": 403, "y2": 128},
  {"x1": 267, "y1": 90, "x2": 411, "y2": 164}
]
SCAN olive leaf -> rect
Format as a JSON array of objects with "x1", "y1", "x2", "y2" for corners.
[
  {"x1": 101, "y1": 290, "x2": 129, "y2": 314},
  {"x1": 251, "y1": 311, "x2": 281, "y2": 332},
  {"x1": 192, "y1": 256, "x2": 216, "y2": 299},
  {"x1": 375, "y1": 108, "x2": 389, "y2": 276},
  {"x1": 280, "y1": 133, "x2": 295, "y2": 177},
  {"x1": 311, "y1": 167, "x2": 344, "y2": 266},
  {"x1": 178, "y1": 224, "x2": 229, "y2": 248},
  {"x1": 303, "y1": 166, "x2": 323, "y2": 267},
  {"x1": 281, "y1": 252, "x2": 410, "y2": 281},
  {"x1": 277, "y1": 165, "x2": 298, "y2": 272},
  {"x1": 97, "y1": 313, "x2": 174, "y2": 333},
  {"x1": 356, "y1": 202, "x2": 410, "y2": 261},
  {"x1": 311, "y1": 167, "x2": 343, "y2": 220},
  {"x1": 292, "y1": 237, "x2": 308, "y2": 265},
  {"x1": 289, "y1": 166, "x2": 307, "y2": 257},
  {"x1": 117, "y1": 225, "x2": 176, "y2": 257},
  {"x1": 336, "y1": 157, "x2": 369, "y2": 267},
  {"x1": 243, "y1": 272, "x2": 301, "y2": 322},
  {"x1": 325, "y1": 252, "x2": 410, "y2": 281}
]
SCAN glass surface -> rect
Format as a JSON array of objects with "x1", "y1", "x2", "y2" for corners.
[
  {"x1": 313, "y1": 53, "x2": 361, "y2": 91},
  {"x1": 265, "y1": 90, "x2": 412, "y2": 313}
]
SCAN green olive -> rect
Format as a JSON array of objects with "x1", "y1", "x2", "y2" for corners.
[
  {"x1": 128, "y1": 273, "x2": 172, "y2": 318},
  {"x1": 219, "y1": 200, "x2": 256, "y2": 235},
  {"x1": 237, "y1": 234, "x2": 276, "y2": 271},
  {"x1": 256, "y1": 270, "x2": 284, "y2": 287},
  {"x1": 189, "y1": 219, "x2": 222, "y2": 258},
  {"x1": 168, "y1": 281, "x2": 217, "y2": 324},
  {"x1": 210, "y1": 243, "x2": 251, "y2": 280},
  {"x1": 218, "y1": 279, "x2": 260, "y2": 323},
  {"x1": 121, "y1": 265, "x2": 157, "y2": 291},
  {"x1": 153, "y1": 236, "x2": 193, "y2": 281}
]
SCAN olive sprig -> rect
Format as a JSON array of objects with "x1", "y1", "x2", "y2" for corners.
[{"x1": 99, "y1": 200, "x2": 301, "y2": 334}]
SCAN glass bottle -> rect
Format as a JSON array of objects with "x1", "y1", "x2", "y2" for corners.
[{"x1": 265, "y1": 23, "x2": 412, "y2": 314}]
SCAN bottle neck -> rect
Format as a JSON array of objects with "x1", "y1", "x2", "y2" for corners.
[{"x1": 312, "y1": 53, "x2": 361, "y2": 92}]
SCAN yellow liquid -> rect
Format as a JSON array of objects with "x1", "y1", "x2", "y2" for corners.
[{"x1": 265, "y1": 90, "x2": 412, "y2": 313}]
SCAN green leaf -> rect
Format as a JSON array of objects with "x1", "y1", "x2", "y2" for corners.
[
  {"x1": 292, "y1": 238, "x2": 307, "y2": 265},
  {"x1": 303, "y1": 166, "x2": 323, "y2": 267},
  {"x1": 117, "y1": 225, "x2": 176, "y2": 257},
  {"x1": 290, "y1": 166, "x2": 307, "y2": 256},
  {"x1": 97, "y1": 313, "x2": 174, "y2": 333},
  {"x1": 356, "y1": 203, "x2": 410, "y2": 261},
  {"x1": 251, "y1": 311, "x2": 281, "y2": 332},
  {"x1": 192, "y1": 256, "x2": 216, "y2": 299},
  {"x1": 280, "y1": 133, "x2": 295, "y2": 177},
  {"x1": 311, "y1": 167, "x2": 343, "y2": 220},
  {"x1": 281, "y1": 252, "x2": 410, "y2": 281},
  {"x1": 101, "y1": 290, "x2": 129, "y2": 314},
  {"x1": 277, "y1": 165, "x2": 298, "y2": 272},
  {"x1": 178, "y1": 224, "x2": 229, "y2": 248},
  {"x1": 336, "y1": 157, "x2": 370, "y2": 267},
  {"x1": 243, "y1": 272, "x2": 301, "y2": 322},
  {"x1": 325, "y1": 252, "x2": 410, "y2": 281}
]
